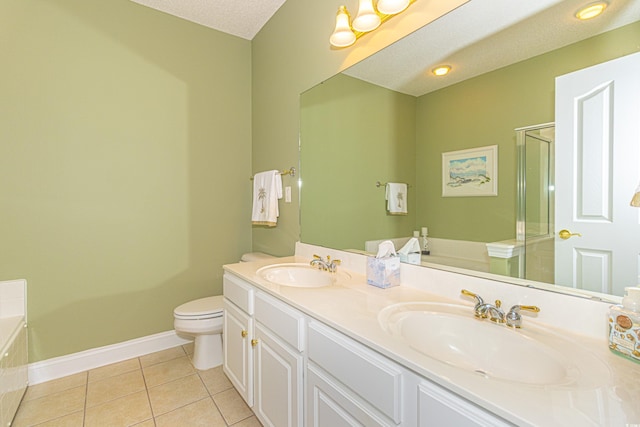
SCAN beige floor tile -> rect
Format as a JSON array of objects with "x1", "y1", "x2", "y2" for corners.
[
  {"x1": 213, "y1": 387, "x2": 253, "y2": 425},
  {"x1": 132, "y1": 420, "x2": 156, "y2": 427},
  {"x1": 84, "y1": 390, "x2": 152, "y2": 427},
  {"x1": 86, "y1": 369, "x2": 146, "y2": 408},
  {"x1": 23, "y1": 372, "x2": 87, "y2": 402},
  {"x1": 139, "y1": 345, "x2": 186, "y2": 367},
  {"x1": 35, "y1": 411, "x2": 84, "y2": 427},
  {"x1": 88, "y1": 358, "x2": 140, "y2": 383},
  {"x1": 231, "y1": 416, "x2": 263, "y2": 427},
  {"x1": 143, "y1": 355, "x2": 195, "y2": 387},
  {"x1": 198, "y1": 365, "x2": 233, "y2": 395},
  {"x1": 148, "y1": 373, "x2": 208, "y2": 416},
  {"x1": 182, "y1": 342, "x2": 194, "y2": 355},
  {"x1": 12, "y1": 386, "x2": 85, "y2": 427},
  {"x1": 155, "y1": 397, "x2": 226, "y2": 427}
]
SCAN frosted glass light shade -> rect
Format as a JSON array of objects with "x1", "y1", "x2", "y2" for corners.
[
  {"x1": 377, "y1": 0, "x2": 410, "y2": 15},
  {"x1": 330, "y1": 6, "x2": 356, "y2": 47},
  {"x1": 352, "y1": 0, "x2": 380, "y2": 32}
]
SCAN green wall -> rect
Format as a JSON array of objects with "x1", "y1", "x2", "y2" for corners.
[
  {"x1": 250, "y1": 0, "x2": 460, "y2": 256},
  {"x1": 0, "y1": 0, "x2": 453, "y2": 364},
  {"x1": 295, "y1": 21, "x2": 640, "y2": 249},
  {"x1": 415, "y1": 21, "x2": 640, "y2": 242},
  {"x1": 0, "y1": 0, "x2": 251, "y2": 361},
  {"x1": 300, "y1": 74, "x2": 416, "y2": 249}
]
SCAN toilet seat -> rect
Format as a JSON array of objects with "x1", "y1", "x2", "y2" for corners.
[{"x1": 174, "y1": 295, "x2": 224, "y2": 320}]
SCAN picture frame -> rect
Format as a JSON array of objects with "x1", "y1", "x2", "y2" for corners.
[{"x1": 442, "y1": 145, "x2": 498, "y2": 197}]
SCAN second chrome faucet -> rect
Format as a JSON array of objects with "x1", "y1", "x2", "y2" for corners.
[{"x1": 461, "y1": 289, "x2": 540, "y2": 328}]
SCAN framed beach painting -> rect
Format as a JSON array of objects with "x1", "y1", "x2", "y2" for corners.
[{"x1": 442, "y1": 145, "x2": 498, "y2": 197}]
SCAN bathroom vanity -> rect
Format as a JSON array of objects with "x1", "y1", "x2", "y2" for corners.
[{"x1": 222, "y1": 244, "x2": 640, "y2": 426}]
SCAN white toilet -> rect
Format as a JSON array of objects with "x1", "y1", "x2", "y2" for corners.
[
  {"x1": 174, "y1": 295, "x2": 224, "y2": 370},
  {"x1": 173, "y1": 252, "x2": 274, "y2": 370}
]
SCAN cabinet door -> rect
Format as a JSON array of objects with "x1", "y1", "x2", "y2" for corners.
[
  {"x1": 253, "y1": 322, "x2": 303, "y2": 427},
  {"x1": 418, "y1": 381, "x2": 512, "y2": 427},
  {"x1": 306, "y1": 363, "x2": 394, "y2": 427},
  {"x1": 223, "y1": 299, "x2": 254, "y2": 407}
]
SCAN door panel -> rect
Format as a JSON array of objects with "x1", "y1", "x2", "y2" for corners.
[{"x1": 555, "y1": 52, "x2": 640, "y2": 295}]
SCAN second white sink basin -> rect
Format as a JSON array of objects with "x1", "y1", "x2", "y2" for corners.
[
  {"x1": 378, "y1": 302, "x2": 608, "y2": 386},
  {"x1": 257, "y1": 263, "x2": 350, "y2": 288}
]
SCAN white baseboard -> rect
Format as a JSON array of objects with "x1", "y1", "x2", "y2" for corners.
[{"x1": 28, "y1": 331, "x2": 193, "y2": 385}]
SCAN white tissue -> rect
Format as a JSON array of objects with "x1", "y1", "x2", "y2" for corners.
[
  {"x1": 376, "y1": 240, "x2": 397, "y2": 258},
  {"x1": 398, "y1": 238, "x2": 421, "y2": 265}
]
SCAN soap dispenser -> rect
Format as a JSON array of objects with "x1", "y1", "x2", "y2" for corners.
[{"x1": 608, "y1": 286, "x2": 640, "y2": 363}]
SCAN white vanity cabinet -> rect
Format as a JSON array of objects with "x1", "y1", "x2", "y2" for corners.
[
  {"x1": 306, "y1": 321, "x2": 404, "y2": 427},
  {"x1": 223, "y1": 273, "x2": 255, "y2": 406},
  {"x1": 223, "y1": 269, "x2": 512, "y2": 427},
  {"x1": 223, "y1": 273, "x2": 305, "y2": 427}
]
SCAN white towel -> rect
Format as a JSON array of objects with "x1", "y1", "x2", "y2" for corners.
[
  {"x1": 252, "y1": 170, "x2": 283, "y2": 226},
  {"x1": 385, "y1": 183, "x2": 408, "y2": 215}
]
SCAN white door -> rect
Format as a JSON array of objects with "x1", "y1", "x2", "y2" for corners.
[{"x1": 555, "y1": 52, "x2": 640, "y2": 296}]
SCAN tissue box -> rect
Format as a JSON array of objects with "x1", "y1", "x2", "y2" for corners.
[
  {"x1": 399, "y1": 252, "x2": 421, "y2": 265},
  {"x1": 367, "y1": 256, "x2": 400, "y2": 288}
]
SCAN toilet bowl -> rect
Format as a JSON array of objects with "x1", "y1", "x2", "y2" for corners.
[
  {"x1": 173, "y1": 252, "x2": 275, "y2": 370},
  {"x1": 174, "y1": 295, "x2": 224, "y2": 370}
]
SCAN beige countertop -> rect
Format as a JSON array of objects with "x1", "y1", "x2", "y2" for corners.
[{"x1": 224, "y1": 255, "x2": 640, "y2": 426}]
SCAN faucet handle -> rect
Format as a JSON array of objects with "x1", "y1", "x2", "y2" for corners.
[
  {"x1": 461, "y1": 289, "x2": 484, "y2": 305},
  {"x1": 519, "y1": 305, "x2": 540, "y2": 313},
  {"x1": 313, "y1": 254, "x2": 323, "y2": 260},
  {"x1": 506, "y1": 305, "x2": 541, "y2": 328}
]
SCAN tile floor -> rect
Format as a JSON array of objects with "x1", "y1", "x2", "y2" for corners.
[{"x1": 12, "y1": 344, "x2": 262, "y2": 427}]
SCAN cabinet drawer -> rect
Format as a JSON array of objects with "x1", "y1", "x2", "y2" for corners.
[
  {"x1": 255, "y1": 291, "x2": 305, "y2": 352},
  {"x1": 223, "y1": 273, "x2": 254, "y2": 315},
  {"x1": 418, "y1": 381, "x2": 512, "y2": 427},
  {"x1": 308, "y1": 321, "x2": 403, "y2": 424}
]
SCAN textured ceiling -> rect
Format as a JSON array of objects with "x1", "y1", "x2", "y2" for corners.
[
  {"x1": 130, "y1": 0, "x2": 639, "y2": 95},
  {"x1": 344, "y1": 0, "x2": 640, "y2": 96},
  {"x1": 129, "y1": 0, "x2": 287, "y2": 40}
]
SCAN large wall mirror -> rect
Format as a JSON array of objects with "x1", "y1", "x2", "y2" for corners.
[{"x1": 300, "y1": 0, "x2": 640, "y2": 301}]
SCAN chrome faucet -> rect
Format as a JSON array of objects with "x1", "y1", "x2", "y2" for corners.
[
  {"x1": 310, "y1": 254, "x2": 341, "y2": 273},
  {"x1": 461, "y1": 289, "x2": 540, "y2": 327},
  {"x1": 484, "y1": 300, "x2": 505, "y2": 324}
]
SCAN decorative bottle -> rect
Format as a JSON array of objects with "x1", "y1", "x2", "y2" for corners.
[
  {"x1": 608, "y1": 286, "x2": 640, "y2": 363},
  {"x1": 421, "y1": 227, "x2": 430, "y2": 255}
]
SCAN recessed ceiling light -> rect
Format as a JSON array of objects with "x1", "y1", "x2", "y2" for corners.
[
  {"x1": 575, "y1": 2, "x2": 608, "y2": 20},
  {"x1": 432, "y1": 65, "x2": 451, "y2": 76}
]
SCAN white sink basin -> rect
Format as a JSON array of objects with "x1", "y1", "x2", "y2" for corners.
[
  {"x1": 257, "y1": 263, "x2": 350, "y2": 288},
  {"x1": 378, "y1": 302, "x2": 608, "y2": 386}
]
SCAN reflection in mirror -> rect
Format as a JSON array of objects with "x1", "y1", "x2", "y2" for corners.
[
  {"x1": 517, "y1": 123, "x2": 555, "y2": 285},
  {"x1": 300, "y1": 2, "x2": 640, "y2": 300}
]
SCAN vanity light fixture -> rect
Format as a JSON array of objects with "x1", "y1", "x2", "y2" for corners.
[
  {"x1": 432, "y1": 65, "x2": 452, "y2": 76},
  {"x1": 352, "y1": 0, "x2": 381, "y2": 32},
  {"x1": 329, "y1": 0, "x2": 413, "y2": 48},
  {"x1": 575, "y1": 1, "x2": 608, "y2": 20},
  {"x1": 330, "y1": 6, "x2": 357, "y2": 47},
  {"x1": 377, "y1": 0, "x2": 410, "y2": 15}
]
